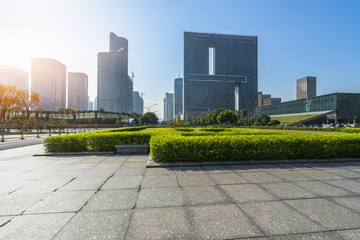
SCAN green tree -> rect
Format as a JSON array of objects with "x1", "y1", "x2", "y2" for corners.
[
  {"x1": 176, "y1": 113, "x2": 182, "y2": 125},
  {"x1": 217, "y1": 110, "x2": 237, "y2": 124},
  {"x1": 269, "y1": 119, "x2": 280, "y2": 126},
  {"x1": 140, "y1": 112, "x2": 158, "y2": 125},
  {"x1": 184, "y1": 115, "x2": 190, "y2": 125},
  {"x1": 257, "y1": 113, "x2": 271, "y2": 126},
  {"x1": 209, "y1": 108, "x2": 225, "y2": 124},
  {"x1": 240, "y1": 109, "x2": 247, "y2": 118}
]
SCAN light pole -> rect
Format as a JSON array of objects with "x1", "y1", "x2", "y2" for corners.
[
  {"x1": 144, "y1": 103, "x2": 157, "y2": 112},
  {"x1": 253, "y1": 102, "x2": 257, "y2": 125}
]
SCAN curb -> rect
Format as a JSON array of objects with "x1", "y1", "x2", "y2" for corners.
[
  {"x1": 146, "y1": 157, "x2": 360, "y2": 168},
  {"x1": 33, "y1": 152, "x2": 114, "y2": 157}
]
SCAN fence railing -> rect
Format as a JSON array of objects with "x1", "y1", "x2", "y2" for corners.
[{"x1": 0, "y1": 123, "x2": 124, "y2": 142}]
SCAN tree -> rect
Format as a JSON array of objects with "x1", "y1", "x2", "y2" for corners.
[
  {"x1": 176, "y1": 113, "x2": 182, "y2": 125},
  {"x1": 184, "y1": 115, "x2": 190, "y2": 125},
  {"x1": 269, "y1": 119, "x2": 280, "y2": 126},
  {"x1": 140, "y1": 112, "x2": 158, "y2": 125},
  {"x1": 257, "y1": 113, "x2": 271, "y2": 126},
  {"x1": 209, "y1": 108, "x2": 225, "y2": 124},
  {"x1": 0, "y1": 84, "x2": 19, "y2": 122},
  {"x1": 240, "y1": 109, "x2": 247, "y2": 118},
  {"x1": 217, "y1": 110, "x2": 237, "y2": 124},
  {"x1": 17, "y1": 88, "x2": 42, "y2": 119}
]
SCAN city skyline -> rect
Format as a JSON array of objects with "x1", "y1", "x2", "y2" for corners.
[{"x1": 1, "y1": 0, "x2": 360, "y2": 119}]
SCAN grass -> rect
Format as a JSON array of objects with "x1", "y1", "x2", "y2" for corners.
[{"x1": 271, "y1": 114, "x2": 320, "y2": 123}]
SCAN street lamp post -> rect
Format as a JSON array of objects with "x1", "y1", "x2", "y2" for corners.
[
  {"x1": 144, "y1": 103, "x2": 157, "y2": 112},
  {"x1": 254, "y1": 102, "x2": 257, "y2": 125}
]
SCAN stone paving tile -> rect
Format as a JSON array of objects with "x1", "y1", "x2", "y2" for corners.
[
  {"x1": 325, "y1": 179, "x2": 360, "y2": 194},
  {"x1": 0, "y1": 193, "x2": 47, "y2": 215},
  {"x1": 121, "y1": 162, "x2": 147, "y2": 168},
  {"x1": 77, "y1": 167, "x2": 116, "y2": 179},
  {"x1": 200, "y1": 165, "x2": 232, "y2": 173},
  {"x1": 43, "y1": 169, "x2": 86, "y2": 179},
  {"x1": 177, "y1": 174, "x2": 216, "y2": 186},
  {"x1": 331, "y1": 196, "x2": 360, "y2": 213},
  {"x1": 240, "y1": 201, "x2": 324, "y2": 235},
  {"x1": 336, "y1": 229, "x2": 360, "y2": 239},
  {"x1": 15, "y1": 178, "x2": 74, "y2": 193},
  {"x1": 101, "y1": 176, "x2": 143, "y2": 189},
  {"x1": 321, "y1": 168, "x2": 360, "y2": 179},
  {"x1": 144, "y1": 167, "x2": 177, "y2": 176},
  {"x1": 187, "y1": 204, "x2": 263, "y2": 239},
  {"x1": 220, "y1": 184, "x2": 275, "y2": 203},
  {"x1": 54, "y1": 210, "x2": 132, "y2": 240},
  {"x1": 141, "y1": 175, "x2": 179, "y2": 188},
  {"x1": 238, "y1": 172, "x2": 283, "y2": 183},
  {"x1": 136, "y1": 187, "x2": 184, "y2": 208},
  {"x1": 82, "y1": 189, "x2": 137, "y2": 211},
  {"x1": 181, "y1": 186, "x2": 231, "y2": 205},
  {"x1": 0, "y1": 216, "x2": 12, "y2": 226},
  {"x1": 296, "y1": 170, "x2": 344, "y2": 181},
  {"x1": 260, "y1": 182, "x2": 316, "y2": 200},
  {"x1": 25, "y1": 190, "x2": 95, "y2": 214},
  {"x1": 174, "y1": 166, "x2": 207, "y2": 175},
  {"x1": 0, "y1": 179, "x2": 35, "y2": 194},
  {"x1": 268, "y1": 231, "x2": 346, "y2": 239},
  {"x1": 126, "y1": 207, "x2": 195, "y2": 239},
  {"x1": 15, "y1": 170, "x2": 57, "y2": 180},
  {"x1": 114, "y1": 167, "x2": 145, "y2": 177},
  {"x1": 266, "y1": 170, "x2": 313, "y2": 182},
  {"x1": 64, "y1": 163, "x2": 98, "y2": 170},
  {"x1": 285, "y1": 198, "x2": 360, "y2": 230},
  {"x1": 294, "y1": 181, "x2": 352, "y2": 197},
  {"x1": 59, "y1": 177, "x2": 106, "y2": 191},
  {"x1": 208, "y1": 172, "x2": 248, "y2": 184},
  {"x1": 0, "y1": 213, "x2": 74, "y2": 240}
]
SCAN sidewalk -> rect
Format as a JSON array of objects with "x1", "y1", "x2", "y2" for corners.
[{"x1": 0, "y1": 145, "x2": 359, "y2": 239}]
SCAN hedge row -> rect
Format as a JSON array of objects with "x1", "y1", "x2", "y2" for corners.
[
  {"x1": 150, "y1": 134, "x2": 360, "y2": 162},
  {"x1": 239, "y1": 125, "x2": 360, "y2": 133}
]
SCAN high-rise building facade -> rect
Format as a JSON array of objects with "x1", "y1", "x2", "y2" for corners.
[
  {"x1": 98, "y1": 32, "x2": 133, "y2": 113},
  {"x1": 68, "y1": 72, "x2": 88, "y2": 111},
  {"x1": 174, "y1": 78, "x2": 183, "y2": 118},
  {"x1": 31, "y1": 58, "x2": 66, "y2": 111},
  {"x1": 94, "y1": 96, "x2": 98, "y2": 111},
  {"x1": 0, "y1": 65, "x2": 28, "y2": 90},
  {"x1": 258, "y1": 92, "x2": 271, "y2": 107},
  {"x1": 164, "y1": 92, "x2": 174, "y2": 122},
  {"x1": 88, "y1": 96, "x2": 93, "y2": 111},
  {"x1": 133, "y1": 91, "x2": 144, "y2": 114},
  {"x1": 296, "y1": 76, "x2": 316, "y2": 100},
  {"x1": 183, "y1": 32, "x2": 258, "y2": 117}
]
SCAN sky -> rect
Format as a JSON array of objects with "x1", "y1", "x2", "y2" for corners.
[{"x1": 0, "y1": 0, "x2": 360, "y2": 119}]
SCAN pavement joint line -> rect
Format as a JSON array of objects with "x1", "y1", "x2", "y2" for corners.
[
  {"x1": 175, "y1": 172, "x2": 199, "y2": 240},
  {"x1": 0, "y1": 219, "x2": 11, "y2": 228}
]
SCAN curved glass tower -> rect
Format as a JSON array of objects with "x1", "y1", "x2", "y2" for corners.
[{"x1": 97, "y1": 32, "x2": 133, "y2": 113}]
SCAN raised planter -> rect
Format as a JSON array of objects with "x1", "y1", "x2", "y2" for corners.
[{"x1": 115, "y1": 144, "x2": 149, "y2": 154}]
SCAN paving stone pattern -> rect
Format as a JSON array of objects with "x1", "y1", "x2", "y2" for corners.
[{"x1": 0, "y1": 145, "x2": 360, "y2": 239}]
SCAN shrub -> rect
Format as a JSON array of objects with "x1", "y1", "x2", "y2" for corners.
[
  {"x1": 150, "y1": 133, "x2": 360, "y2": 162},
  {"x1": 44, "y1": 134, "x2": 88, "y2": 152}
]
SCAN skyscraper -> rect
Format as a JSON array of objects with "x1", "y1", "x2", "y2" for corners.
[
  {"x1": 174, "y1": 78, "x2": 183, "y2": 118},
  {"x1": 164, "y1": 92, "x2": 174, "y2": 122},
  {"x1": 296, "y1": 76, "x2": 317, "y2": 100},
  {"x1": 31, "y1": 58, "x2": 66, "y2": 111},
  {"x1": 183, "y1": 32, "x2": 258, "y2": 117},
  {"x1": 98, "y1": 32, "x2": 133, "y2": 113},
  {"x1": 0, "y1": 65, "x2": 28, "y2": 91},
  {"x1": 68, "y1": 72, "x2": 88, "y2": 111},
  {"x1": 133, "y1": 91, "x2": 144, "y2": 114},
  {"x1": 94, "y1": 96, "x2": 98, "y2": 111}
]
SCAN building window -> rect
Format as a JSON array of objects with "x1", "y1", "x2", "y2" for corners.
[{"x1": 209, "y1": 47, "x2": 215, "y2": 75}]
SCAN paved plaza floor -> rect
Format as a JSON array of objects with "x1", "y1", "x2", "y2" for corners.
[{"x1": 0, "y1": 145, "x2": 360, "y2": 239}]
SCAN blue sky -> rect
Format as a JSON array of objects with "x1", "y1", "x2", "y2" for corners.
[{"x1": 0, "y1": 0, "x2": 359, "y2": 119}]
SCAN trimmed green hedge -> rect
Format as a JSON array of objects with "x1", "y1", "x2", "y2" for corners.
[
  {"x1": 44, "y1": 133, "x2": 89, "y2": 152},
  {"x1": 150, "y1": 134, "x2": 360, "y2": 162}
]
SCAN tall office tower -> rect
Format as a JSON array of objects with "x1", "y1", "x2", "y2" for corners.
[
  {"x1": 258, "y1": 92, "x2": 271, "y2": 107},
  {"x1": 68, "y1": 72, "x2": 88, "y2": 111},
  {"x1": 296, "y1": 76, "x2": 316, "y2": 100},
  {"x1": 164, "y1": 92, "x2": 174, "y2": 122},
  {"x1": 98, "y1": 32, "x2": 133, "y2": 113},
  {"x1": 94, "y1": 97, "x2": 98, "y2": 111},
  {"x1": 0, "y1": 65, "x2": 28, "y2": 90},
  {"x1": 183, "y1": 32, "x2": 258, "y2": 117},
  {"x1": 31, "y1": 58, "x2": 66, "y2": 111},
  {"x1": 174, "y1": 78, "x2": 183, "y2": 118},
  {"x1": 88, "y1": 97, "x2": 93, "y2": 111},
  {"x1": 133, "y1": 91, "x2": 144, "y2": 114},
  {"x1": 262, "y1": 97, "x2": 281, "y2": 106}
]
